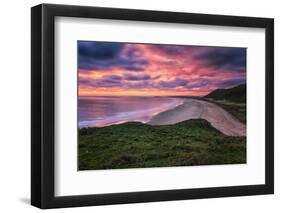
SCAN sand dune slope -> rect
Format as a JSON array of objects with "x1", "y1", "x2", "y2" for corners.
[{"x1": 148, "y1": 99, "x2": 246, "y2": 136}]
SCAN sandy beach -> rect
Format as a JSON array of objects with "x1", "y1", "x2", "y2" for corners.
[{"x1": 148, "y1": 99, "x2": 246, "y2": 136}]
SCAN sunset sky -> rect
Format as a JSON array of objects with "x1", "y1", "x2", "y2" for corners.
[{"x1": 78, "y1": 41, "x2": 246, "y2": 96}]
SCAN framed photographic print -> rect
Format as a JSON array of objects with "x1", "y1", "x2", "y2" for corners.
[{"x1": 31, "y1": 4, "x2": 274, "y2": 209}]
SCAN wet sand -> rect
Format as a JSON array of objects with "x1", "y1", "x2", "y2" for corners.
[{"x1": 148, "y1": 99, "x2": 246, "y2": 136}]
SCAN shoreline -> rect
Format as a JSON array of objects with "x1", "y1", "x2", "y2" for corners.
[
  {"x1": 78, "y1": 96, "x2": 185, "y2": 128},
  {"x1": 79, "y1": 97, "x2": 246, "y2": 137}
]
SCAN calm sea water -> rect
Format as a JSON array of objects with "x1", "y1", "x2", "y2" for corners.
[{"x1": 78, "y1": 96, "x2": 184, "y2": 128}]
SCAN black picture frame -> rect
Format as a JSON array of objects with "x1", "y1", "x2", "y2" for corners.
[{"x1": 31, "y1": 3, "x2": 274, "y2": 209}]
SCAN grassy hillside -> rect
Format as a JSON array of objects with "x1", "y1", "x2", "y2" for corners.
[
  {"x1": 204, "y1": 84, "x2": 246, "y2": 103},
  {"x1": 204, "y1": 84, "x2": 246, "y2": 123},
  {"x1": 79, "y1": 119, "x2": 246, "y2": 170}
]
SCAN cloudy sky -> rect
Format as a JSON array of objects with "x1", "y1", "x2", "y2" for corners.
[{"x1": 78, "y1": 41, "x2": 246, "y2": 96}]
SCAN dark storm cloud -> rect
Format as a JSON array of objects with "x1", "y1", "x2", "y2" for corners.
[
  {"x1": 126, "y1": 81, "x2": 154, "y2": 89},
  {"x1": 78, "y1": 41, "x2": 148, "y2": 71},
  {"x1": 124, "y1": 74, "x2": 151, "y2": 81},
  {"x1": 126, "y1": 78, "x2": 189, "y2": 90},
  {"x1": 196, "y1": 48, "x2": 246, "y2": 72},
  {"x1": 213, "y1": 78, "x2": 246, "y2": 88},
  {"x1": 185, "y1": 79, "x2": 210, "y2": 89},
  {"x1": 154, "y1": 45, "x2": 198, "y2": 55},
  {"x1": 105, "y1": 75, "x2": 123, "y2": 81},
  {"x1": 79, "y1": 75, "x2": 123, "y2": 88},
  {"x1": 79, "y1": 74, "x2": 152, "y2": 88},
  {"x1": 155, "y1": 45, "x2": 185, "y2": 55},
  {"x1": 79, "y1": 41, "x2": 123, "y2": 60},
  {"x1": 158, "y1": 78, "x2": 189, "y2": 88},
  {"x1": 80, "y1": 74, "x2": 192, "y2": 90},
  {"x1": 184, "y1": 77, "x2": 246, "y2": 89}
]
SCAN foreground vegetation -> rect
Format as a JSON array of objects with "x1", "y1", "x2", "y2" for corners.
[{"x1": 79, "y1": 119, "x2": 246, "y2": 170}]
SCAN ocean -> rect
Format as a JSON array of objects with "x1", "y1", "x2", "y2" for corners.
[{"x1": 78, "y1": 96, "x2": 184, "y2": 128}]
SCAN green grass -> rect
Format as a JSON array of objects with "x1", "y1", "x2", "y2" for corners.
[{"x1": 79, "y1": 119, "x2": 246, "y2": 170}]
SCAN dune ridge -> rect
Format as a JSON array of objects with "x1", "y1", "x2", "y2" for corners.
[{"x1": 148, "y1": 99, "x2": 246, "y2": 136}]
